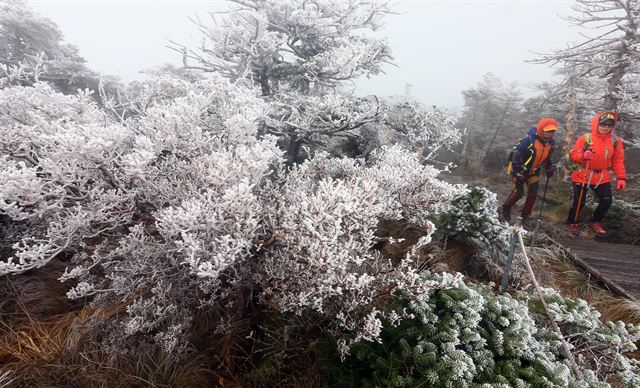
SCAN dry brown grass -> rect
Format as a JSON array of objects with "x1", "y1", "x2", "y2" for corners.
[
  {"x1": 422, "y1": 238, "x2": 504, "y2": 285},
  {"x1": 0, "y1": 258, "x2": 212, "y2": 387},
  {"x1": 0, "y1": 312, "x2": 72, "y2": 368},
  {"x1": 534, "y1": 245, "x2": 599, "y2": 299},
  {"x1": 0, "y1": 300, "x2": 120, "y2": 383},
  {"x1": 0, "y1": 265, "x2": 296, "y2": 387},
  {"x1": 529, "y1": 244, "x2": 640, "y2": 325},
  {"x1": 0, "y1": 299, "x2": 214, "y2": 387},
  {"x1": 594, "y1": 296, "x2": 640, "y2": 325},
  {"x1": 87, "y1": 348, "x2": 213, "y2": 388},
  {"x1": 1, "y1": 259, "x2": 80, "y2": 320}
]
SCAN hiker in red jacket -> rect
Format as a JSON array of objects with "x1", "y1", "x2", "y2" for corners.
[
  {"x1": 566, "y1": 112, "x2": 627, "y2": 236},
  {"x1": 502, "y1": 118, "x2": 558, "y2": 222}
]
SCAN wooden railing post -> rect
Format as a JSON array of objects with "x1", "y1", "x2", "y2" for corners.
[{"x1": 500, "y1": 216, "x2": 523, "y2": 291}]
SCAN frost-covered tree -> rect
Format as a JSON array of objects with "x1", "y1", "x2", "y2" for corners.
[
  {"x1": 173, "y1": 0, "x2": 394, "y2": 163},
  {"x1": 457, "y1": 73, "x2": 524, "y2": 171},
  {"x1": 177, "y1": 0, "x2": 391, "y2": 95},
  {"x1": 356, "y1": 96, "x2": 462, "y2": 161},
  {"x1": 534, "y1": 0, "x2": 640, "y2": 144},
  {"x1": 0, "y1": 0, "x2": 118, "y2": 96},
  {"x1": 536, "y1": 0, "x2": 640, "y2": 113},
  {"x1": 439, "y1": 186, "x2": 510, "y2": 250}
]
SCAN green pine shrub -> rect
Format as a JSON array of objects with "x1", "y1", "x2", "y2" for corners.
[
  {"x1": 438, "y1": 186, "x2": 510, "y2": 250},
  {"x1": 523, "y1": 287, "x2": 640, "y2": 385},
  {"x1": 321, "y1": 279, "x2": 640, "y2": 387}
]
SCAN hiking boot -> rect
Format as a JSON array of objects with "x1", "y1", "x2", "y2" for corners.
[
  {"x1": 501, "y1": 205, "x2": 511, "y2": 222},
  {"x1": 589, "y1": 222, "x2": 607, "y2": 236},
  {"x1": 567, "y1": 224, "x2": 580, "y2": 236}
]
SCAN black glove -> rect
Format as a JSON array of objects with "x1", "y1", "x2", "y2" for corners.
[{"x1": 515, "y1": 171, "x2": 527, "y2": 185}]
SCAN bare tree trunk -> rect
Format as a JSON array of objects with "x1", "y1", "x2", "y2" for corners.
[
  {"x1": 482, "y1": 99, "x2": 511, "y2": 165},
  {"x1": 604, "y1": 26, "x2": 635, "y2": 111},
  {"x1": 604, "y1": 55, "x2": 627, "y2": 112},
  {"x1": 564, "y1": 77, "x2": 577, "y2": 158},
  {"x1": 259, "y1": 68, "x2": 271, "y2": 96},
  {"x1": 563, "y1": 76, "x2": 578, "y2": 181},
  {"x1": 461, "y1": 100, "x2": 480, "y2": 169},
  {"x1": 461, "y1": 128, "x2": 471, "y2": 169},
  {"x1": 285, "y1": 136, "x2": 304, "y2": 166}
]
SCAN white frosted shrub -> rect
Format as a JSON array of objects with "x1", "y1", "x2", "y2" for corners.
[
  {"x1": 258, "y1": 146, "x2": 466, "y2": 353},
  {"x1": 0, "y1": 84, "x2": 136, "y2": 274},
  {"x1": 0, "y1": 80, "x2": 467, "y2": 355},
  {"x1": 365, "y1": 145, "x2": 466, "y2": 226},
  {"x1": 0, "y1": 79, "x2": 280, "y2": 352},
  {"x1": 378, "y1": 96, "x2": 462, "y2": 160}
]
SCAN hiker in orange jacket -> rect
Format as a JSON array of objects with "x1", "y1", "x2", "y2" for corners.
[
  {"x1": 502, "y1": 118, "x2": 558, "y2": 222},
  {"x1": 566, "y1": 112, "x2": 627, "y2": 236}
]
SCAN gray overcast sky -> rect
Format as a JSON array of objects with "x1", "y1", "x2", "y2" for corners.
[{"x1": 29, "y1": 0, "x2": 580, "y2": 109}]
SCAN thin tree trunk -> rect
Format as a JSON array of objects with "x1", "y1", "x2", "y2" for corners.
[
  {"x1": 259, "y1": 68, "x2": 271, "y2": 96},
  {"x1": 604, "y1": 27, "x2": 635, "y2": 111},
  {"x1": 604, "y1": 56, "x2": 627, "y2": 112},
  {"x1": 285, "y1": 136, "x2": 304, "y2": 166},
  {"x1": 483, "y1": 99, "x2": 511, "y2": 163},
  {"x1": 461, "y1": 128, "x2": 471, "y2": 168},
  {"x1": 563, "y1": 76, "x2": 577, "y2": 170}
]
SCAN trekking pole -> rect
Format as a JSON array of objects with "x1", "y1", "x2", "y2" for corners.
[
  {"x1": 530, "y1": 175, "x2": 550, "y2": 247},
  {"x1": 573, "y1": 160, "x2": 591, "y2": 225}
]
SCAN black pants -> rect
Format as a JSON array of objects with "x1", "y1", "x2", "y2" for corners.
[{"x1": 566, "y1": 182, "x2": 612, "y2": 224}]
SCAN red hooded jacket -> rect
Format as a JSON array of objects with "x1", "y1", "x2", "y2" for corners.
[{"x1": 570, "y1": 112, "x2": 626, "y2": 186}]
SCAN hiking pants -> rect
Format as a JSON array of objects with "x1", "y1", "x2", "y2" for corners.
[
  {"x1": 503, "y1": 181, "x2": 539, "y2": 218},
  {"x1": 566, "y1": 182, "x2": 612, "y2": 224}
]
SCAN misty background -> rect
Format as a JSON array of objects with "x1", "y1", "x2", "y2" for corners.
[{"x1": 29, "y1": 0, "x2": 580, "y2": 110}]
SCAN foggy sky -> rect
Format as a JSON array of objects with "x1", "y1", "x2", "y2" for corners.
[{"x1": 29, "y1": 0, "x2": 580, "y2": 109}]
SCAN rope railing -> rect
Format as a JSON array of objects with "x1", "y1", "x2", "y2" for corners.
[
  {"x1": 445, "y1": 208, "x2": 583, "y2": 379},
  {"x1": 503, "y1": 221, "x2": 584, "y2": 381}
]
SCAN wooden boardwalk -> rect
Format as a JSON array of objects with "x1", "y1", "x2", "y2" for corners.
[{"x1": 554, "y1": 236, "x2": 640, "y2": 301}]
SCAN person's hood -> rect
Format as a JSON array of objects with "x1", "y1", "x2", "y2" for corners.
[{"x1": 591, "y1": 112, "x2": 619, "y2": 139}]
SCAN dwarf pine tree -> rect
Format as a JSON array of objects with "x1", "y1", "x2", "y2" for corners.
[
  {"x1": 439, "y1": 186, "x2": 510, "y2": 250},
  {"x1": 325, "y1": 279, "x2": 640, "y2": 387}
]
